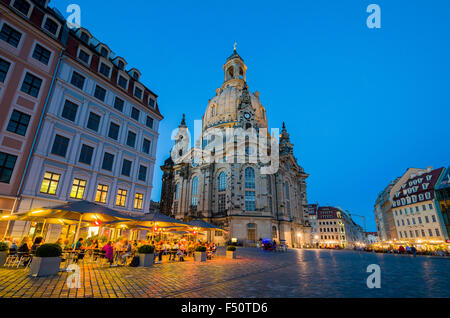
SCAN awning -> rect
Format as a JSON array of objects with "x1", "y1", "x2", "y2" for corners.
[{"x1": 187, "y1": 219, "x2": 227, "y2": 232}]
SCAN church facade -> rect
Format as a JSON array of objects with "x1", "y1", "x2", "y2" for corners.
[{"x1": 160, "y1": 50, "x2": 311, "y2": 247}]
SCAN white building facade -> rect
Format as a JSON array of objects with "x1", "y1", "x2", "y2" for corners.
[{"x1": 9, "y1": 27, "x2": 162, "y2": 241}]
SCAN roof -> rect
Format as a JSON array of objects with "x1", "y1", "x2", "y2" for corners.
[
  {"x1": 317, "y1": 206, "x2": 341, "y2": 220},
  {"x1": 392, "y1": 167, "x2": 444, "y2": 208}
]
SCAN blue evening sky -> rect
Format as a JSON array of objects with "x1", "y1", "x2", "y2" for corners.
[{"x1": 56, "y1": 0, "x2": 450, "y2": 231}]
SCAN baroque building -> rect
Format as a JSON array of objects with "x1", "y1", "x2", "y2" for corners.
[{"x1": 160, "y1": 49, "x2": 311, "y2": 247}]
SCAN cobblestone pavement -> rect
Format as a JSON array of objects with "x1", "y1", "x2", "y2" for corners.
[{"x1": 0, "y1": 248, "x2": 449, "y2": 298}]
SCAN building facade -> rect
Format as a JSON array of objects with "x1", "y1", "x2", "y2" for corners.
[
  {"x1": 7, "y1": 18, "x2": 162, "y2": 240},
  {"x1": 317, "y1": 206, "x2": 364, "y2": 248},
  {"x1": 160, "y1": 50, "x2": 311, "y2": 248},
  {"x1": 0, "y1": 0, "x2": 66, "y2": 236},
  {"x1": 391, "y1": 167, "x2": 446, "y2": 243},
  {"x1": 435, "y1": 166, "x2": 450, "y2": 241},
  {"x1": 307, "y1": 203, "x2": 319, "y2": 247},
  {"x1": 374, "y1": 167, "x2": 426, "y2": 242}
]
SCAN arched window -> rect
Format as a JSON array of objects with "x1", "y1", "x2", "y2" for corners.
[
  {"x1": 272, "y1": 226, "x2": 278, "y2": 239},
  {"x1": 245, "y1": 167, "x2": 256, "y2": 211},
  {"x1": 245, "y1": 167, "x2": 255, "y2": 189},
  {"x1": 191, "y1": 176, "x2": 199, "y2": 207},
  {"x1": 218, "y1": 172, "x2": 226, "y2": 192},
  {"x1": 211, "y1": 105, "x2": 216, "y2": 117}
]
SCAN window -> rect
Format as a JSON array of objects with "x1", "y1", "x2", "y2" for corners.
[
  {"x1": 428, "y1": 229, "x2": 433, "y2": 237},
  {"x1": 118, "y1": 75, "x2": 128, "y2": 89},
  {"x1": 78, "y1": 49, "x2": 90, "y2": 64},
  {"x1": 0, "y1": 24, "x2": 22, "y2": 47},
  {"x1": 7, "y1": 110, "x2": 30, "y2": 136},
  {"x1": 421, "y1": 229, "x2": 425, "y2": 237},
  {"x1": 95, "y1": 184, "x2": 109, "y2": 203},
  {"x1": 94, "y1": 85, "x2": 106, "y2": 102},
  {"x1": 138, "y1": 165, "x2": 147, "y2": 182},
  {"x1": 134, "y1": 193, "x2": 144, "y2": 210},
  {"x1": 425, "y1": 216, "x2": 429, "y2": 223},
  {"x1": 78, "y1": 144, "x2": 94, "y2": 165},
  {"x1": 142, "y1": 138, "x2": 151, "y2": 154},
  {"x1": 100, "y1": 47, "x2": 108, "y2": 58},
  {"x1": 418, "y1": 217, "x2": 422, "y2": 224},
  {"x1": 146, "y1": 116, "x2": 154, "y2": 129},
  {"x1": 218, "y1": 193, "x2": 226, "y2": 213},
  {"x1": 245, "y1": 167, "x2": 256, "y2": 211},
  {"x1": 114, "y1": 97, "x2": 124, "y2": 112},
  {"x1": 191, "y1": 176, "x2": 199, "y2": 207},
  {"x1": 432, "y1": 215, "x2": 436, "y2": 222},
  {"x1": 0, "y1": 152, "x2": 17, "y2": 183},
  {"x1": 61, "y1": 100, "x2": 78, "y2": 122},
  {"x1": 245, "y1": 191, "x2": 256, "y2": 211},
  {"x1": 245, "y1": 167, "x2": 255, "y2": 189},
  {"x1": 102, "y1": 152, "x2": 114, "y2": 171},
  {"x1": 99, "y1": 62, "x2": 111, "y2": 78},
  {"x1": 429, "y1": 204, "x2": 433, "y2": 210},
  {"x1": 435, "y1": 228, "x2": 440, "y2": 237},
  {"x1": 121, "y1": 159, "x2": 132, "y2": 177},
  {"x1": 70, "y1": 72, "x2": 85, "y2": 90},
  {"x1": 118, "y1": 60, "x2": 125, "y2": 70},
  {"x1": 40, "y1": 172, "x2": 60, "y2": 195},
  {"x1": 0, "y1": 58, "x2": 11, "y2": 83},
  {"x1": 21, "y1": 73, "x2": 42, "y2": 97},
  {"x1": 70, "y1": 178, "x2": 86, "y2": 199},
  {"x1": 175, "y1": 183, "x2": 180, "y2": 200},
  {"x1": 173, "y1": 201, "x2": 178, "y2": 214},
  {"x1": 80, "y1": 32, "x2": 89, "y2": 43},
  {"x1": 43, "y1": 17, "x2": 59, "y2": 35},
  {"x1": 134, "y1": 86, "x2": 142, "y2": 99},
  {"x1": 148, "y1": 98, "x2": 155, "y2": 108},
  {"x1": 126, "y1": 131, "x2": 136, "y2": 148},
  {"x1": 131, "y1": 107, "x2": 140, "y2": 121},
  {"x1": 87, "y1": 112, "x2": 101, "y2": 132},
  {"x1": 218, "y1": 171, "x2": 226, "y2": 192},
  {"x1": 108, "y1": 122, "x2": 120, "y2": 140},
  {"x1": 13, "y1": 0, "x2": 31, "y2": 16},
  {"x1": 116, "y1": 189, "x2": 127, "y2": 207},
  {"x1": 32, "y1": 44, "x2": 51, "y2": 65},
  {"x1": 51, "y1": 135, "x2": 70, "y2": 157}
]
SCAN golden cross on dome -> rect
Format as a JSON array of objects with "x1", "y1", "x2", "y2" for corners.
[{"x1": 234, "y1": 42, "x2": 237, "y2": 51}]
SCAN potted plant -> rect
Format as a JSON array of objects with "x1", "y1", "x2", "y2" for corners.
[
  {"x1": 226, "y1": 246, "x2": 237, "y2": 259},
  {"x1": 0, "y1": 242, "x2": 8, "y2": 267},
  {"x1": 194, "y1": 246, "x2": 207, "y2": 262},
  {"x1": 138, "y1": 245, "x2": 155, "y2": 267},
  {"x1": 29, "y1": 244, "x2": 62, "y2": 277}
]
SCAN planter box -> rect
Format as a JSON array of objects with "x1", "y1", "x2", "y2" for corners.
[
  {"x1": 139, "y1": 254, "x2": 154, "y2": 267},
  {"x1": 194, "y1": 251, "x2": 207, "y2": 262},
  {"x1": 0, "y1": 251, "x2": 7, "y2": 267},
  {"x1": 226, "y1": 251, "x2": 237, "y2": 259},
  {"x1": 29, "y1": 257, "x2": 61, "y2": 277}
]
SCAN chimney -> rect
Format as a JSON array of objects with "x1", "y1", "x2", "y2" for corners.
[{"x1": 427, "y1": 166, "x2": 433, "y2": 172}]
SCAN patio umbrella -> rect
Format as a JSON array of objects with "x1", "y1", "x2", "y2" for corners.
[
  {"x1": 16, "y1": 201, "x2": 138, "y2": 244},
  {"x1": 135, "y1": 212, "x2": 189, "y2": 228},
  {"x1": 187, "y1": 219, "x2": 228, "y2": 232}
]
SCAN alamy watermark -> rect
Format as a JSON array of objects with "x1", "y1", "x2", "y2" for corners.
[
  {"x1": 170, "y1": 121, "x2": 280, "y2": 174},
  {"x1": 366, "y1": 4, "x2": 381, "y2": 29},
  {"x1": 366, "y1": 264, "x2": 381, "y2": 288}
]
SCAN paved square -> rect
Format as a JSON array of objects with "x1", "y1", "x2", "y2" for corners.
[{"x1": 0, "y1": 248, "x2": 448, "y2": 298}]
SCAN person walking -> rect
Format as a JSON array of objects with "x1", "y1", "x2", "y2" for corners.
[{"x1": 411, "y1": 245, "x2": 417, "y2": 257}]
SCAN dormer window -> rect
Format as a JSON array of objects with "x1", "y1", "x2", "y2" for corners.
[
  {"x1": 77, "y1": 48, "x2": 91, "y2": 64},
  {"x1": 118, "y1": 60, "x2": 125, "y2": 70},
  {"x1": 100, "y1": 47, "x2": 109, "y2": 58},
  {"x1": 425, "y1": 192, "x2": 431, "y2": 200},
  {"x1": 43, "y1": 17, "x2": 59, "y2": 36},
  {"x1": 80, "y1": 32, "x2": 90, "y2": 43},
  {"x1": 426, "y1": 175, "x2": 432, "y2": 181},
  {"x1": 13, "y1": 0, "x2": 32, "y2": 17}
]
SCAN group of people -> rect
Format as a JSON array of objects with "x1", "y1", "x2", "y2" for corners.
[
  {"x1": 1, "y1": 235, "x2": 219, "y2": 267},
  {"x1": 366, "y1": 245, "x2": 450, "y2": 257}
]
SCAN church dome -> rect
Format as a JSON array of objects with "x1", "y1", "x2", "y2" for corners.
[
  {"x1": 203, "y1": 86, "x2": 268, "y2": 130},
  {"x1": 202, "y1": 49, "x2": 268, "y2": 131}
]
